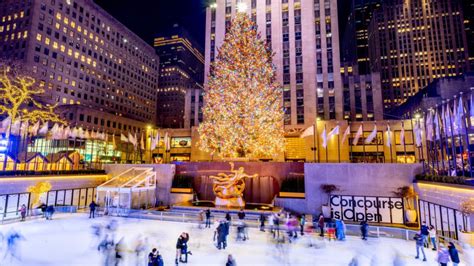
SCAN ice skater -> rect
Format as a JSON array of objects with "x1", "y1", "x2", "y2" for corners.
[
  {"x1": 413, "y1": 233, "x2": 427, "y2": 262},
  {"x1": 175, "y1": 232, "x2": 191, "y2": 264},
  {"x1": 19, "y1": 204, "x2": 27, "y2": 221},
  {"x1": 226, "y1": 254, "x2": 236, "y2": 266},
  {"x1": 335, "y1": 219, "x2": 346, "y2": 240},
  {"x1": 237, "y1": 209, "x2": 245, "y2": 220},
  {"x1": 134, "y1": 235, "x2": 148, "y2": 266},
  {"x1": 317, "y1": 214, "x2": 325, "y2": 237},
  {"x1": 436, "y1": 243, "x2": 450, "y2": 266},
  {"x1": 259, "y1": 213, "x2": 266, "y2": 232},
  {"x1": 89, "y1": 201, "x2": 98, "y2": 218},
  {"x1": 448, "y1": 242, "x2": 460, "y2": 266},
  {"x1": 299, "y1": 213, "x2": 306, "y2": 235},
  {"x1": 98, "y1": 234, "x2": 115, "y2": 266},
  {"x1": 45, "y1": 205, "x2": 55, "y2": 220},
  {"x1": 236, "y1": 220, "x2": 248, "y2": 241},
  {"x1": 205, "y1": 209, "x2": 211, "y2": 228},
  {"x1": 215, "y1": 220, "x2": 227, "y2": 250},
  {"x1": 3, "y1": 229, "x2": 25, "y2": 263},
  {"x1": 148, "y1": 248, "x2": 164, "y2": 266},
  {"x1": 360, "y1": 220, "x2": 368, "y2": 240}
]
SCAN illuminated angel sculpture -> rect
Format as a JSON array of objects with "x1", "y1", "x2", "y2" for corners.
[{"x1": 210, "y1": 162, "x2": 258, "y2": 207}]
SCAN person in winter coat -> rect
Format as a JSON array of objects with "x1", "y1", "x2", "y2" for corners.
[
  {"x1": 89, "y1": 201, "x2": 98, "y2": 219},
  {"x1": 428, "y1": 225, "x2": 437, "y2": 250},
  {"x1": 259, "y1": 213, "x2": 266, "y2": 232},
  {"x1": 318, "y1": 214, "x2": 325, "y2": 237},
  {"x1": 335, "y1": 219, "x2": 346, "y2": 240},
  {"x1": 237, "y1": 209, "x2": 245, "y2": 220},
  {"x1": 38, "y1": 203, "x2": 47, "y2": 218},
  {"x1": 360, "y1": 220, "x2": 368, "y2": 240},
  {"x1": 299, "y1": 214, "x2": 306, "y2": 235},
  {"x1": 414, "y1": 233, "x2": 427, "y2": 261},
  {"x1": 19, "y1": 204, "x2": 27, "y2": 221},
  {"x1": 420, "y1": 221, "x2": 430, "y2": 247},
  {"x1": 216, "y1": 221, "x2": 227, "y2": 250},
  {"x1": 176, "y1": 232, "x2": 191, "y2": 264},
  {"x1": 225, "y1": 212, "x2": 231, "y2": 222},
  {"x1": 46, "y1": 205, "x2": 55, "y2": 220},
  {"x1": 226, "y1": 254, "x2": 236, "y2": 266},
  {"x1": 436, "y1": 244, "x2": 450, "y2": 266},
  {"x1": 205, "y1": 209, "x2": 211, "y2": 228},
  {"x1": 448, "y1": 242, "x2": 460, "y2": 266}
]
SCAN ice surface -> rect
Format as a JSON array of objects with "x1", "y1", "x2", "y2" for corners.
[{"x1": 0, "y1": 213, "x2": 470, "y2": 266}]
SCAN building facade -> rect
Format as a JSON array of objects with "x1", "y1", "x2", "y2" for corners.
[
  {"x1": 463, "y1": 0, "x2": 474, "y2": 69},
  {"x1": 154, "y1": 25, "x2": 204, "y2": 129},
  {"x1": 205, "y1": 0, "x2": 344, "y2": 126},
  {"x1": 368, "y1": 0, "x2": 470, "y2": 111},
  {"x1": 0, "y1": 0, "x2": 160, "y2": 133}
]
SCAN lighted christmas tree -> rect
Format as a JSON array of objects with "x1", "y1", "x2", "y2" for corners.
[{"x1": 198, "y1": 13, "x2": 284, "y2": 159}]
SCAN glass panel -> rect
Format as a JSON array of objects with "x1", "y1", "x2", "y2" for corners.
[
  {"x1": 64, "y1": 190, "x2": 73, "y2": 206},
  {"x1": 5, "y1": 194, "x2": 19, "y2": 219},
  {"x1": 56, "y1": 190, "x2": 65, "y2": 205},
  {"x1": 47, "y1": 191, "x2": 56, "y2": 205}
]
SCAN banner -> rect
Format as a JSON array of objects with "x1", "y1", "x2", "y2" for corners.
[{"x1": 330, "y1": 195, "x2": 404, "y2": 224}]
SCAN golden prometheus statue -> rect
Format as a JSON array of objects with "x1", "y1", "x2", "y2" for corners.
[{"x1": 210, "y1": 162, "x2": 258, "y2": 208}]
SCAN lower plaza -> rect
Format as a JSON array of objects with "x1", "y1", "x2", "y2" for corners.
[{"x1": 1, "y1": 213, "x2": 472, "y2": 266}]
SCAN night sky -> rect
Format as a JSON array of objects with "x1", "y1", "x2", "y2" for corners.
[{"x1": 94, "y1": 0, "x2": 208, "y2": 47}]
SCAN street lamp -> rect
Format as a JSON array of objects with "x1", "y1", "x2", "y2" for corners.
[{"x1": 210, "y1": 3, "x2": 217, "y2": 9}]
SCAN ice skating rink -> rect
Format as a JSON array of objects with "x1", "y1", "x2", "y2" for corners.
[{"x1": 0, "y1": 213, "x2": 471, "y2": 266}]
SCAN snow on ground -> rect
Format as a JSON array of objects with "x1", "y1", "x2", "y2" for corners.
[{"x1": 0, "y1": 213, "x2": 468, "y2": 266}]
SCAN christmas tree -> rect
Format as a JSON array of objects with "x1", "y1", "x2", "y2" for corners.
[{"x1": 198, "y1": 13, "x2": 284, "y2": 159}]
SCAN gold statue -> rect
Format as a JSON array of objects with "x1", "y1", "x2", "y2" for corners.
[{"x1": 210, "y1": 162, "x2": 258, "y2": 207}]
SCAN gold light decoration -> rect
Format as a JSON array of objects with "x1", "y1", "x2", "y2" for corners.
[
  {"x1": 198, "y1": 13, "x2": 284, "y2": 159},
  {"x1": 27, "y1": 181, "x2": 52, "y2": 207},
  {"x1": 0, "y1": 63, "x2": 64, "y2": 127},
  {"x1": 210, "y1": 162, "x2": 258, "y2": 207}
]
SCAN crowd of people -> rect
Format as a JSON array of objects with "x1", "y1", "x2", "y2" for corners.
[{"x1": 414, "y1": 221, "x2": 462, "y2": 265}]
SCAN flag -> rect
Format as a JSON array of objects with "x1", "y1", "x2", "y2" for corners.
[
  {"x1": 0, "y1": 116, "x2": 11, "y2": 133},
  {"x1": 445, "y1": 104, "x2": 453, "y2": 136},
  {"x1": 471, "y1": 93, "x2": 474, "y2": 128},
  {"x1": 434, "y1": 111, "x2": 441, "y2": 140},
  {"x1": 120, "y1": 133, "x2": 128, "y2": 142},
  {"x1": 10, "y1": 119, "x2": 21, "y2": 135},
  {"x1": 321, "y1": 126, "x2": 327, "y2": 148},
  {"x1": 456, "y1": 96, "x2": 464, "y2": 134},
  {"x1": 414, "y1": 121, "x2": 422, "y2": 147},
  {"x1": 327, "y1": 125, "x2": 340, "y2": 139},
  {"x1": 425, "y1": 111, "x2": 433, "y2": 142},
  {"x1": 300, "y1": 125, "x2": 314, "y2": 138},
  {"x1": 341, "y1": 126, "x2": 350, "y2": 144},
  {"x1": 400, "y1": 123, "x2": 405, "y2": 146},
  {"x1": 20, "y1": 121, "x2": 29, "y2": 137},
  {"x1": 63, "y1": 126, "x2": 71, "y2": 139},
  {"x1": 70, "y1": 127, "x2": 78, "y2": 139},
  {"x1": 128, "y1": 132, "x2": 137, "y2": 148},
  {"x1": 453, "y1": 99, "x2": 460, "y2": 135},
  {"x1": 50, "y1": 123, "x2": 59, "y2": 139},
  {"x1": 29, "y1": 121, "x2": 40, "y2": 136},
  {"x1": 38, "y1": 122, "x2": 48, "y2": 135},
  {"x1": 151, "y1": 131, "x2": 160, "y2": 150},
  {"x1": 77, "y1": 127, "x2": 84, "y2": 139},
  {"x1": 385, "y1": 125, "x2": 392, "y2": 147},
  {"x1": 112, "y1": 133, "x2": 117, "y2": 149},
  {"x1": 164, "y1": 132, "x2": 171, "y2": 151},
  {"x1": 352, "y1": 125, "x2": 363, "y2": 146},
  {"x1": 365, "y1": 125, "x2": 377, "y2": 144},
  {"x1": 140, "y1": 133, "x2": 145, "y2": 150}
]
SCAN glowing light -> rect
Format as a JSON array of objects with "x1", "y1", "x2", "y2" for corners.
[{"x1": 237, "y1": 2, "x2": 248, "y2": 13}]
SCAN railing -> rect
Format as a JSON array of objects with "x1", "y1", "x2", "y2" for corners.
[{"x1": 0, "y1": 205, "x2": 78, "y2": 224}]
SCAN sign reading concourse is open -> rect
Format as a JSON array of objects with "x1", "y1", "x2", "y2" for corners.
[{"x1": 330, "y1": 195, "x2": 405, "y2": 224}]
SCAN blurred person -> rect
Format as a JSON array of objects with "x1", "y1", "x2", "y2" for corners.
[
  {"x1": 318, "y1": 214, "x2": 325, "y2": 237},
  {"x1": 447, "y1": 242, "x2": 460, "y2": 266},
  {"x1": 89, "y1": 201, "x2": 98, "y2": 219},
  {"x1": 205, "y1": 209, "x2": 211, "y2": 228},
  {"x1": 360, "y1": 220, "x2": 368, "y2": 241},
  {"x1": 259, "y1": 213, "x2": 266, "y2": 232},
  {"x1": 226, "y1": 254, "x2": 236, "y2": 266},
  {"x1": 237, "y1": 209, "x2": 245, "y2": 220},
  {"x1": 420, "y1": 221, "x2": 430, "y2": 247},
  {"x1": 3, "y1": 229, "x2": 25, "y2": 262},
  {"x1": 299, "y1": 213, "x2": 306, "y2": 235},
  {"x1": 175, "y1": 232, "x2": 191, "y2": 264},
  {"x1": 436, "y1": 243, "x2": 450, "y2": 266},
  {"x1": 335, "y1": 219, "x2": 346, "y2": 241},
  {"x1": 45, "y1": 205, "x2": 55, "y2": 220}
]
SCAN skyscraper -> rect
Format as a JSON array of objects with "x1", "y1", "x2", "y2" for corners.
[
  {"x1": 0, "y1": 0, "x2": 160, "y2": 133},
  {"x1": 154, "y1": 24, "x2": 204, "y2": 129},
  {"x1": 205, "y1": 0, "x2": 344, "y2": 126},
  {"x1": 463, "y1": 0, "x2": 474, "y2": 69},
  {"x1": 368, "y1": 0, "x2": 470, "y2": 111}
]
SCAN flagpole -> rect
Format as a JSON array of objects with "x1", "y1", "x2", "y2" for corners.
[
  {"x1": 440, "y1": 104, "x2": 451, "y2": 175},
  {"x1": 315, "y1": 121, "x2": 320, "y2": 163},
  {"x1": 447, "y1": 100, "x2": 458, "y2": 175},
  {"x1": 374, "y1": 121, "x2": 379, "y2": 163},
  {"x1": 324, "y1": 124, "x2": 328, "y2": 163},
  {"x1": 402, "y1": 121, "x2": 407, "y2": 163},
  {"x1": 362, "y1": 122, "x2": 366, "y2": 163},
  {"x1": 388, "y1": 123, "x2": 393, "y2": 163},
  {"x1": 459, "y1": 92, "x2": 472, "y2": 177},
  {"x1": 349, "y1": 121, "x2": 353, "y2": 163},
  {"x1": 312, "y1": 122, "x2": 317, "y2": 162},
  {"x1": 337, "y1": 123, "x2": 341, "y2": 163},
  {"x1": 453, "y1": 96, "x2": 466, "y2": 177}
]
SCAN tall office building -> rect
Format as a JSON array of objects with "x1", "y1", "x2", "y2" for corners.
[
  {"x1": 154, "y1": 24, "x2": 204, "y2": 129},
  {"x1": 463, "y1": 0, "x2": 474, "y2": 69},
  {"x1": 0, "y1": 0, "x2": 160, "y2": 133},
  {"x1": 368, "y1": 0, "x2": 470, "y2": 111},
  {"x1": 340, "y1": 0, "x2": 380, "y2": 75},
  {"x1": 205, "y1": 0, "x2": 344, "y2": 126}
]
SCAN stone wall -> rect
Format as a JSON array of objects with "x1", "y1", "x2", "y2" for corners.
[
  {"x1": 0, "y1": 174, "x2": 108, "y2": 195},
  {"x1": 304, "y1": 163, "x2": 423, "y2": 214},
  {"x1": 104, "y1": 164, "x2": 175, "y2": 206}
]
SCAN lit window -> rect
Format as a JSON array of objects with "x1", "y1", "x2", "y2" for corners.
[
  {"x1": 23, "y1": 31, "x2": 27, "y2": 38},
  {"x1": 60, "y1": 44, "x2": 65, "y2": 52},
  {"x1": 64, "y1": 17, "x2": 69, "y2": 25},
  {"x1": 36, "y1": 33, "x2": 42, "y2": 41},
  {"x1": 20, "y1": 11, "x2": 24, "y2": 18},
  {"x1": 45, "y1": 37, "x2": 50, "y2": 45},
  {"x1": 62, "y1": 98, "x2": 67, "y2": 104},
  {"x1": 53, "y1": 42, "x2": 58, "y2": 49},
  {"x1": 56, "y1": 12, "x2": 61, "y2": 20}
]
